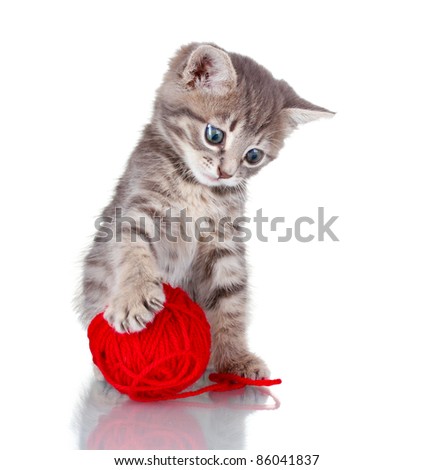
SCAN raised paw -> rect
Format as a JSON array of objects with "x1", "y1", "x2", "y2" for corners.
[
  {"x1": 104, "y1": 281, "x2": 166, "y2": 333},
  {"x1": 218, "y1": 352, "x2": 270, "y2": 380}
]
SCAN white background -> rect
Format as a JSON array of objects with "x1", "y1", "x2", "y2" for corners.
[{"x1": 1, "y1": 0, "x2": 433, "y2": 468}]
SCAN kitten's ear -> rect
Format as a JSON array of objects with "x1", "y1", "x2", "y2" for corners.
[
  {"x1": 182, "y1": 45, "x2": 237, "y2": 95},
  {"x1": 286, "y1": 107, "x2": 335, "y2": 126},
  {"x1": 280, "y1": 81, "x2": 335, "y2": 126}
]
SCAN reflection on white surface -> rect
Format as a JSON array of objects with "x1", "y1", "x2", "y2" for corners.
[{"x1": 74, "y1": 374, "x2": 280, "y2": 450}]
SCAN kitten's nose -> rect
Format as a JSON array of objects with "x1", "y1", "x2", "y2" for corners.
[{"x1": 218, "y1": 167, "x2": 233, "y2": 179}]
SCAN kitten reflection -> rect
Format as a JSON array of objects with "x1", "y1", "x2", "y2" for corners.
[{"x1": 75, "y1": 376, "x2": 279, "y2": 450}]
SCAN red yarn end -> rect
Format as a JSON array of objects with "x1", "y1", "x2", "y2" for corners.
[
  {"x1": 121, "y1": 372, "x2": 282, "y2": 402},
  {"x1": 209, "y1": 373, "x2": 282, "y2": 388}
]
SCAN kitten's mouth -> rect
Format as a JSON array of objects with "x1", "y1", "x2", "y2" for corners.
[
  {"x1": 192, "y1": 169, "x2": 221, "y2": 186},
  {"x1": 204, "y1": 173, "x2": 237, "y2": 187},
  {"x1": 203, "y1": 173, "x2": 219, "y2": 183},
  {"x1": 192, "y1": 167, "x2": 239, "y2": 188}
]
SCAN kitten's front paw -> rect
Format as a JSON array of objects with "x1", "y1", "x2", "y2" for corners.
[
  {"x1": 104, "y1": 281, "x2": 165, "y2": 333},
  {"x1": 218, "y1": 353, "x2": 270, "y2": 380}
]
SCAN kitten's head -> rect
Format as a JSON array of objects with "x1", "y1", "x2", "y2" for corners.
[{"x1": 154, "y1": 43, "x2": 333, "y2": 188}]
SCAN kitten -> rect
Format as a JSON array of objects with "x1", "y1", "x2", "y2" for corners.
[{"x1": 78, "y1": 43, "x2": 333, "y2": 379}]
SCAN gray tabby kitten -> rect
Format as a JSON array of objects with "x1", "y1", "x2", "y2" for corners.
[{"x1": 79, "y1": 43, "x2": 333, "y2": 379}]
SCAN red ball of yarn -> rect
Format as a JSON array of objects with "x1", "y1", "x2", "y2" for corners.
[{"x1": 88, "y1": 284, "x2": 211, "y2": 402}]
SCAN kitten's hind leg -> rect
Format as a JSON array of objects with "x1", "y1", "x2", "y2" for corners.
[{"x1": 193, "y1": 240, "x2": 269, "y2": 380}]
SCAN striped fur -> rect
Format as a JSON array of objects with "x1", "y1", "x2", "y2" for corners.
[{"x1": 77, "y1": 43, "x2": 333, "y2": 378}]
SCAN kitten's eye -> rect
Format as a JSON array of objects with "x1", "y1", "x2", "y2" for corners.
[
  {"x1": 245, "y1": 148, "x2": 264, "y2": 165},
  {"x1": 205, "y1": 124, "x2": 225, "y2": 145}
]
